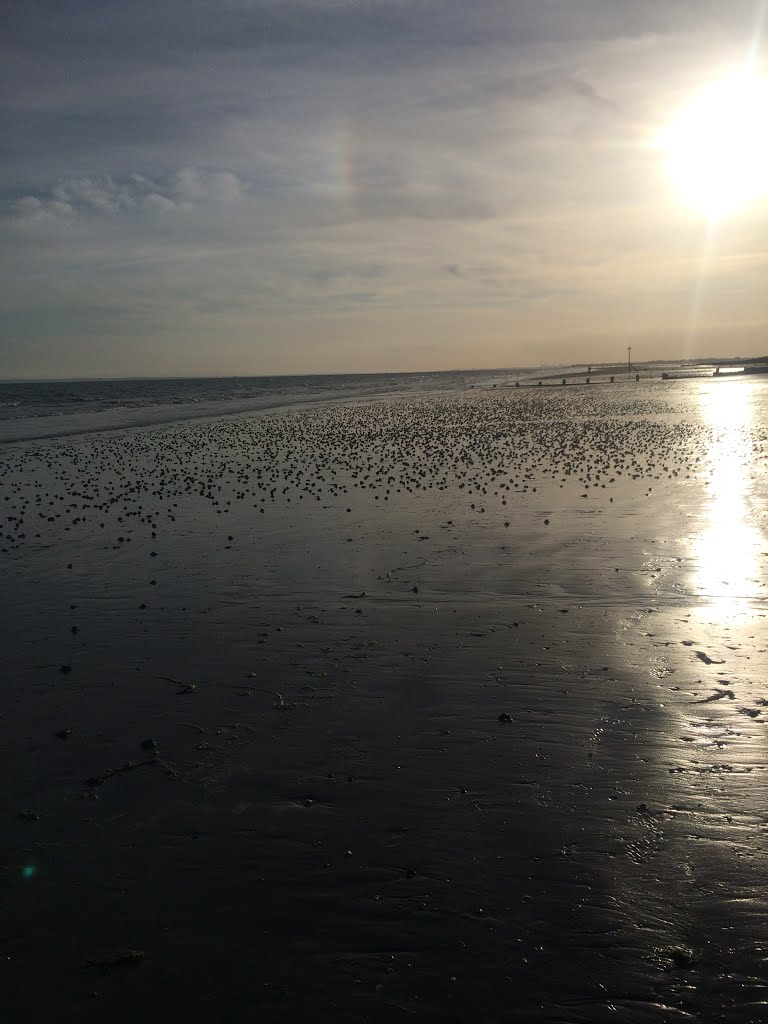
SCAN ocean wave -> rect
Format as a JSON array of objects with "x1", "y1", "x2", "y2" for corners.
[{"x1": 0, "y1": 370, "x2": 513, "y2": 439}]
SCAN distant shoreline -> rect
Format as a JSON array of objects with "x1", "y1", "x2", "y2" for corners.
[{"x1": 1, "y1": 354, "x2": 766, "y2": 386}]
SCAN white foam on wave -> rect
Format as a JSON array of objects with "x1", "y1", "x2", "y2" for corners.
[{"x1": 0, "y1": 385, "x2": 438, "y2": 444}]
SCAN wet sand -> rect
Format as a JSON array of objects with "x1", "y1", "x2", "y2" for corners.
[{"x1": 2, "y1": 379, "x2": 767, "y2": 1023}]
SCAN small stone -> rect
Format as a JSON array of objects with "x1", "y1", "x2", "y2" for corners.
[
  {"x1": 498, "y1": 712, "x2": 513, "y2": 723},
  {"x1": 59, "y1": 664, "x2": 72, "y2": 674},
  {"x1": 84, "y1": 949, "x2": 145, "y2": 969},
  {"x1": 140, "y1": 738, "x2": 157, "y2": 752},
  {"x1": 668, "y1": 945, "x2": 697, "y2": 969},
  {"x1": 55, "y1": 729, "x2": 71, "y2": 740}
]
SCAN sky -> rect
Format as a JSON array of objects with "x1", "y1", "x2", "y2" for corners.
[{"x1": 1, "y1": 0, "x2": 767, "y2": 379}]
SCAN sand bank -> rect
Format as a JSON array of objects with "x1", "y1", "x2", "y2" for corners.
[{"x1": 1, "y1": 379, "x2": 767, "y2": 1022}]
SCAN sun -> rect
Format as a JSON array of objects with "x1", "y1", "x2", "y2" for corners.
[{"x1": 660, "y1": 71, "x2": 768, "y2": 220}]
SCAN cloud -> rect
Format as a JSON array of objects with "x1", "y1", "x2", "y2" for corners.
[
  {"x1": 173, "y1": 167, "x2": 245, "y2": 204},
  {"x1": 569, "y1": 75, "x2": 633, "y2": 120},
  {"x1": 13, "y1": 194, "x2": 75, "y2": 224},
  {"x1": 13, "y1": 167, "x2": 251, "y2": 224}
]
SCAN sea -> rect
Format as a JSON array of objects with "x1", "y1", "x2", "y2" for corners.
[
  {"x1": 0, "y1": 369, "x2": 540, "y2": 443},
  {"x1": 0, "y1": 361, "x2": 727, "y2": 444}
]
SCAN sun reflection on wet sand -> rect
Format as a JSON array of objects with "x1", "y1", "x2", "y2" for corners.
[{"x1": 693, "y1": 380, "x2": 765, "y2": 623}]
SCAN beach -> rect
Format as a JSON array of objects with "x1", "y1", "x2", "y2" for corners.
[{"x1": 2, "y1": 376, "x2": 767, "y2": 1023}]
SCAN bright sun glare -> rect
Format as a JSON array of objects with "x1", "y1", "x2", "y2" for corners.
[
  {"x1": 693, "y1": 381, "x2": 763, "y2": 625},
  {"x1": 660, "y1": 71, "x2": 768, "y2": 219}
]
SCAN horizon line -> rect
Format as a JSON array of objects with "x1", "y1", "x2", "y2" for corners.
[{"x1": 4, "y1": 355, "x2": 762, "y2": 385}]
